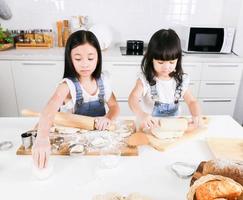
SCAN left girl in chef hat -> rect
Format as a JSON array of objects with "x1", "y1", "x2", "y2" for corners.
[{"x1": 33, "y1": 30, "x2": 120, "y2": 169}]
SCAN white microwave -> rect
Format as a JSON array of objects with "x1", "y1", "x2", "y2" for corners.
[{"x1": 175, "y1": 26, "x2": 235, "y2": 54}]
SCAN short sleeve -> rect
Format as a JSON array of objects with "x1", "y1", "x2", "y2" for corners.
[
  {"x1": 181, "y1": 74, "x2": 190, "y2": 96},
  {"x1": 101, "y1": 71, "x2": 112, "y2": 102},
  {"x1": 60, "y1": 78, "x2": 76, "y2": 104},
  {"x1": 58, "y1": 78, "x2": 76, "y2": 113},
  {"x1": 137, "y1": 73, "x2": 150, "y2": 96}
]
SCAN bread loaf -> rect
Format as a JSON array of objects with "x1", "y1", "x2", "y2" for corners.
[
  {"x1": 202, "y1": 160, "x2": 243, "y2": 185},
  {"x1": 187, "y1": 174, "x2": 243, "y2": 200},
  {"x1": 195, "y1": 180, "x2": 242, "y2": 200}
]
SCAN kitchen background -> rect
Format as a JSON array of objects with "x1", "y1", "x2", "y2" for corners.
[
  {"x1": 0, "y1": 0, "x2": 242, "y2": 42},
  {"x1": 1, "y1": 0, "x2": 243, "y2": 125}
]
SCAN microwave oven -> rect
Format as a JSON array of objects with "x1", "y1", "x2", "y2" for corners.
[{"x1": 175, "y1": 26, "x2": 235, "y2": 54}]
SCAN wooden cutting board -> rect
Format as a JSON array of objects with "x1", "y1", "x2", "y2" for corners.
[
  {"x1": 207, "y1": 138, "x2": 243, "y2": 162},
  {"x1": 16, "y1": 145, "x2": 138, "y2": 156},
  {"x1": 16, "y1": 120, "x2": 138, "y2": 156},
  {"x1": 128, "y1": 117, "x2": 208, "y2": 151}
]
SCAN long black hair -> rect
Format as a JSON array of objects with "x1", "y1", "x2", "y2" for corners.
[
  {"x1": 63, "y1": 30, "x2": 102, "y2": 79},
  {"x1": 141, "y1": 29, "x2": 184, "y2": 88}
]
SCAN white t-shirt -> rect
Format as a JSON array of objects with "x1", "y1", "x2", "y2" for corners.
[
  {"x1": 139, "y1": 73, "x2": 190, "y2": 113},
  {"x1": 59, "y1": 71, "x2": 112, "y2": 113}
]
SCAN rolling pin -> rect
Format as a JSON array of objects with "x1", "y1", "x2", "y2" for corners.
[{"x1": 21, "y1": 109, "x2": 115, "y2": 131}]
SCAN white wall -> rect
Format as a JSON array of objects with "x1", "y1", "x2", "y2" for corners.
[
  {"x1": 0, "y1": 0, "x2": 241, "y2": 43},
  {"x1": 232, "y1": 0, "x2": 243, "y2": 125}
]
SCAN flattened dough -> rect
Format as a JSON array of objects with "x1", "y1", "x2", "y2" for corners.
[
  {"x1": 151, "y1": 128, "x2": 184, "y2": 139},
  {"x1": 159, "y1": 118, "x2": 188, "y2": 131}
]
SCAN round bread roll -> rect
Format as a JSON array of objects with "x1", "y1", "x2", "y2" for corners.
[{"x1": 159, "y1": 118, "x2": 188, "y2": 131}]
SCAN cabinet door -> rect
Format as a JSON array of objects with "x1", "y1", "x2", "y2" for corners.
[
  {"x1": 118, "y1": 100, "x2": 133, "y2": 116},
  {"x1": 183, "y1": 63, "x2": 202, "y2": 81},
  {"x1": 199, "y1": 99, "x2": 236, "y2": 116},
  {"x1": 201, "y1": 63, "x2": 242, "y2": 81},
  {"x1": 12, "y1": 61, "x2": 64, "y2": 113},
  {"x1": 104, "y1": 62, "x2": 141, "y2": 99},
  {"x1": 188, "y1": 81, "x2": 199, "y2": 97},
  {"x1": 0, "y1": 61, "x2": 18, "y2": 116},
  {"x1": 199, "y1": 81, "x2": 240, "y2": 98}
]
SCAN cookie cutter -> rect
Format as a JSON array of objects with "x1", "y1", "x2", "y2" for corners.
[
  {"x1": 171, "y1": 162, "x2": 197, "y2": 179},
  {"x1": 0, "y1": 141, "x2": 13, "y2": 151}
]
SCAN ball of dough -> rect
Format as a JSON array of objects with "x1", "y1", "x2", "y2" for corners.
[{"x1": 32, "y1": 164, "x2": 53, "y2": 180}]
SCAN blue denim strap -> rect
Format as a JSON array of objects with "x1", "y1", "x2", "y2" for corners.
[
  {"x1": 150, "y1": 83, "x2": 159, "y2": 101},
  {"x1": 69, "y1": 77, "x2": 84, "y2": 105},
  {"x1": 97, "y1": 78, "x2": 105, "y2": 104}
]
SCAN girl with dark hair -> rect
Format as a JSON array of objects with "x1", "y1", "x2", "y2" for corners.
[
  {"x1": 128, "y1": 29, "x2": 201, "y2": 129},
  {"x1": 33, "y1": 30, "x2": 119, "y2": 168}
]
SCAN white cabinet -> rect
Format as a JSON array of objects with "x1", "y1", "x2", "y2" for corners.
[
  {"x1": 199, "y1": 81, "x2": 239, "y2": 98},
  {"x1": 104, "y1": 62, "x2": 141, "y2": 99},
  {"x1": 0, "y1": 61, "x2": 18, "y2": 116},
  {"x1": 12, "y1": 61, "x2": 64, "y2": 113},
  {"x1": 199, "y1": 99, "x2": 236, "y2": 115},
  {"x1": 201, "y1": 63, "x2": 242, "y2": 81},
  {"x1": 104, "y1": 61, "x2": 242, "y2": 116},
  {"x1": 178, "y1": 62, "x2": 201, "y2": 115},
  {"x1": 183, "y1": 63, "x2": 202, "y2": 80},
  {"x1": 104, "y1": 61, "x2": 141, "y2": 116},
  {"x1": 198, "y1": 63, "x2": 242, "y2": 116}
]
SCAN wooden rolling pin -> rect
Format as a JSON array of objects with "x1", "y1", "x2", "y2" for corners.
[{"x1": 21, "y1": 109, "x2": 115, "y2": 131}]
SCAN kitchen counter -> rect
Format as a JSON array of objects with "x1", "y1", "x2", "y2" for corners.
[
  {"x1": 0, "y1": 115, "x2": 243, "y2": 200},
  {"x1": 1, "y1": 44, "x2": 243, "y2": 63}
]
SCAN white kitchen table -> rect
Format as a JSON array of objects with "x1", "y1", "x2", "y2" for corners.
[{"x1": 0, "y1": 115, "x2": 243, "y2": 200}]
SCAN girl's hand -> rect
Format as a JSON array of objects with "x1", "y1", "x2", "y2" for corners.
[
  {"x1": 32, "y1": 135, "x2": 51, "y2": 169},
  {"x1": 191, "y1": 116, "x2": 203, "y2": 128},
  {"x1": 141, "y1": 114, "x2": 159, "y2": 129},
  {"x1": 95, "y1": 117, "x2": 112, "y2": 131}
]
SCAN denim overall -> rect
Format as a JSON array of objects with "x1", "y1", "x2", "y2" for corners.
[
  {"x1": 70, "y1": 78, "x2": 106, "y2": 117},
  {"x1": 150, "y1": 83, "x2": 181, "y2": 117}
]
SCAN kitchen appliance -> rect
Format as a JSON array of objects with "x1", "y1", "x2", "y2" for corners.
[
  {"x1": 120, "y1": 40, "x2": 145, "y2": 55},
  {"x1": 175, "y1": 25, "x2": 235, "y2": 54}
]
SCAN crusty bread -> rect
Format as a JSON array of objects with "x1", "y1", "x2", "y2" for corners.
[
  {"x1": 195, "y1": 180, "x2": 242, "y2": 200},
  {"x1": 202, "y1": 160, "x2": 243, "y2": 185},
  {"x1": 187, "y1": 175, "x2": 243, "y2": 200}
]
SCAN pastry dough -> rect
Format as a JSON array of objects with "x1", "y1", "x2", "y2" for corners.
[
  {"x1": 91, "y1": 137, "x2": 109, "y2": 148},
  {"x1": 127, "y1": 193, "x2": 152, "y2": 200},
  {"x1": 151, "y1": 118, "x2": 188, "y2": 139},
  {"x1": 115, "y1": 127, "x2": 132, "y2": 137},
  {"x1": 151, "y1": 128, "x2": 184, "y2": 139},
  {"x1": 92, "y1": 193, "x2": 152, "y2": 200},
  {"x1": 51, "y1": 126, "x2": 81, "y2": 134},
  {"x1": 159, "y1": 118, "x2": 188, "y2": 131}
]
